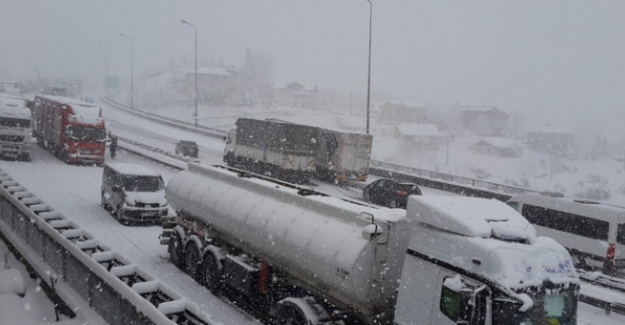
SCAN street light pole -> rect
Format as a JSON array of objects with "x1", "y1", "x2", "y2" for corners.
[
  {"x1": 120, "y1": 33, "x2": 134, "y2": 110},
  {"x1": 98, "y1": 41, "x2": 110, "y2": 97},
  {"x1": 181, "y1": 19, "x2": 198, "y2": 127},
  {"x1": 365, "y1": 0, "x2": 372, "y2": 135}
]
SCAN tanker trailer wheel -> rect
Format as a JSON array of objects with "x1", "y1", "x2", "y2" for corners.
[
  {"x1": 168, "y1": 232, "x2": 184, "y2": 267},
  {"x1": 276, "y1": 305, "x2": 307, "y2": 325},
  {"x1": 185, "y1": 242, "x2": 202, "y2": 279},
  {"x1": 202, "y1": 252, "x2": 222, "y2": 293}
]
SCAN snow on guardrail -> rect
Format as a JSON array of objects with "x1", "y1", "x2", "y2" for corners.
[{"x1": 0, "y1": 168, "x2": 214, "y2": 325}]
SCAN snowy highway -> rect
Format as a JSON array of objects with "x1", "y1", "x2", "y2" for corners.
[{"x1": 0, "y1": 102, "x2": 624, "y2": 324}]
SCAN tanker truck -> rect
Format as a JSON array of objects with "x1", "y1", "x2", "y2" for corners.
[{"x1": 161, "y1": 163, "x2": 580, "y2": 325}]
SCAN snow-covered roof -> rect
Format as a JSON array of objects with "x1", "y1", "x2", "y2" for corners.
[
  {"x1": 407, "y1": 196, "x2": 535, "y2": 240},
  {"x1": 106, "y1": 163, "x2": 161, "y2": 177},
  {"x1": 383, "y1": 100, "x2": 425, "y2": 108},
  {"x1": 37, "y1": 94, "x2": 97, "y2": 108},
  {"x1": 528, "y1": 124, "x2": 573, "y2": 134},
  {"x1": 476, "y1": 137, "x2": 518, "y2": 149},
  {"x1": 461, "y1": 106, "x2": 498, "y2": 112},
  {"x1": 195, "y1": 66, "x2": 230, "y2": 76},
  {"x1": 396, "y1": 124, "x2": 440, "y2": 137}
]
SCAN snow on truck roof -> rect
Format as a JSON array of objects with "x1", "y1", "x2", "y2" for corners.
[
  {"x1": 407, "y1": 196, "x2": 536, "y2": 240},
  {"x1": 106, "y1": 163, "x2": 161, "y2": 177},
  {"x1": 37, "y1": 95, "x2": 102, "y2": 124}
]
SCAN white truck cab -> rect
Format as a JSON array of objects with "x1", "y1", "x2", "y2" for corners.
[{"x1": 396, "y1": 196, "x2": 579, "y2": 325}]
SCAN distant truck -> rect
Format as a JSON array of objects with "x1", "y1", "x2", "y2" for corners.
[
  {"x1": 161, "y1": 163, "x2": 579, "y2": 325},
  {"x1": 224, "y1": 118, "x2": 373, "y2": 183},
  {"x1": 32, "y1": 95, "x2": 106, "y2": 165},
  {"x1": 0, "y1": 94, "x2": 31, "y2": 161},
  {"x1": 224, "y1": 118, "x2": 318, "y2": 182}
]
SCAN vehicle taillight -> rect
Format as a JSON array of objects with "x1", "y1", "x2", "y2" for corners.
[
  {"x1": 397, "y1": 190, "x2": 408, "y2": 197},
  {"x1": 607, "y1": 243, "x2": 616, "y2": 261}
]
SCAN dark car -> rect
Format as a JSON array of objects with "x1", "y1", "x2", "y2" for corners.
[
  {"x1": 363, "y1": 178, "x2": 422, "y2": 208},
  {"x1": 175, "y1": 140, "x2": 198, "y2": 158}
]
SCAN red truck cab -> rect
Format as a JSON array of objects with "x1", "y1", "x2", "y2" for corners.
[{"x1": 33, "y1": 95, "x2": 106, "y2": 165}]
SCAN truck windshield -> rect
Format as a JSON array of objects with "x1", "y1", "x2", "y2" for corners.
[
  {"x1": 492, "y1": 291, "x2": 576, "y2": 325},
  {"x1": 67, "y1": 126, "x2": 106, "y2": 142},
  {"x1": 122, "y1": 176, "x2": 163, "y2": 192},
  {"x1": 0, "y1": 117, "x2": 30, "y2": 128}
]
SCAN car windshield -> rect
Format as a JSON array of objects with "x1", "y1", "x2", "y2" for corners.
[
  {"x1": 492, "y1": 291, "x2": 577, "y2": 325},
  {"x1": 122, "y1": 175, "x2": 164, "y2": 192},
  {"x1": 67, "y1": 126, "x2": 106, "y2": 142}
]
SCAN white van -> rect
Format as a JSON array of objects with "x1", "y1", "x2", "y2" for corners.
[
  {"x1": 507, "y1": 192, "x2": 625, "y2": 276},
  {"x1": 101, "y1": 163, "x2": 168, "y2": 224}
]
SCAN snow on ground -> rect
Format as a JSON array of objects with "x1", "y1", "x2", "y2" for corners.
[
  {"x1": 0, "y1": 232, "x2": 95, "y2": 324},
  {"x1": 1, "y1": 147, "x2": 260, "y2": 325}
]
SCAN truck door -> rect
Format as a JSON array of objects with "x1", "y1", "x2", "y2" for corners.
[{"x1": 394, "y1": 255, "x2": 491, "y2": 325}]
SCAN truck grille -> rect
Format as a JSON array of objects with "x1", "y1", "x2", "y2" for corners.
[{"x1": 0, "y1": 135, "x2": 25, "y2": 142}]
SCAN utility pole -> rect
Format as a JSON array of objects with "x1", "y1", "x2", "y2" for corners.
[{"x1": 181, "y1": 19, "x2": 199, "y2": 127}]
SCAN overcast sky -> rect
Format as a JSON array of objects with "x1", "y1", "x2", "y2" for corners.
[{"x1": 1, "y1": 1, "x2": 624, "y2": 146}]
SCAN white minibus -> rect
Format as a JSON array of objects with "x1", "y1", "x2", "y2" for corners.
[{"x1": 507, "y1": 192, "x2": 625, "y2": 276}]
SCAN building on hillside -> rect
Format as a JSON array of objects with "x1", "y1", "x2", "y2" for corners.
[
  {"x1": 394, "y1": 124, "x2": 442, "y2": 151},
  {"x1": 460, "y1": 106, "x2": 509, "y2": 136},
  {"x1": 378, "y1": 100, "x2": 427, "y2": 124},
  {"x1": 184, "y1": 66, "x2": 246, "y2": 105},
  {"x1": 272, "y1": 81, "x2": 318, "y2": 109},
  {"x1": 471, "y1": 137, "x2": 523, "y2": 157},
  {"x1": 526, "y1": 125, "x2": 575, "y2": 154}
]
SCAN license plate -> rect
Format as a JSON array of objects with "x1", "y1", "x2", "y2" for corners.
[{"x1": 141, "y1": 212, "x2": 157, "y2": 217}]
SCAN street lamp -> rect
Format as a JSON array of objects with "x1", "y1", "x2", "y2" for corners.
[
  {"x1": 119, "y1": 33, "x2": 134, "y2": 110},
  {"x1": 97, "y1": 41, "x2": 110, "y2": 97},
  {"x1": 364, "y1": 0, "x2": 372, "y2": 135},
  {"x1": 181, "y1": 19, "x2": 198, "y2": 127}
]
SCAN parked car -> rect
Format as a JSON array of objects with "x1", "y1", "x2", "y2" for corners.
[
  {"x1": 363, "y1": 178, "x2": 422, "y2": 208},
  {"x1": 101, "y1": 163, "x2": 169, "y2": 225},
  {"x1": 175, "y1": 140, "x2": 198, "y2": 158}
]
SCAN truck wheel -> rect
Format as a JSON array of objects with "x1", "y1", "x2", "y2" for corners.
[
  {"x1": 276, "y1": 305, "x2": 307, "y2": 325},
  {"x1": 185, "y1": 242, "x2": 201, "y2": 279},
  {"x1": 168, "y1": 232, "x2": 184, "y2": 267},
  {"x1": 202, "y1": 253, "x2": 222, "y2": 293}
]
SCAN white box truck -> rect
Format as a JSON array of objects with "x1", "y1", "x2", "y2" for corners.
[
  {"x1": 161, "y1": 163, "x2": 579, "y2": 325},
  {"x1": 0, "y1": 94, "x2": 31, "y2": 161}
]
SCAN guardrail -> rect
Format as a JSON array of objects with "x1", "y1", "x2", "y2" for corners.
[
  {"x1": 101, "y1": 97, "x2": 541, "y2": 200},
  {"x1": 0, "y1": 168, "x2": 212, "y2": 325}
]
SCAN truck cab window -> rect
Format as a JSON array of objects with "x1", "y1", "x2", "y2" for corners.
[{"x1": 440, "y1": 285, "x2": 461, "y2": 321}]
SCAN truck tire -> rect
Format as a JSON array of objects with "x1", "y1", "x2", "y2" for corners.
[
  {"x1": 202, "y1": 252, "x2": 222, "y2": 293},
  {"x1": 276, "y1": 305, "x2": 307, "y2": 325},
  {"x1": 168, "y1": 232, "x2": 184, "y2": 267},
  {"x1": 185, "y1": 242, "x2": 201, "y2": 279}
]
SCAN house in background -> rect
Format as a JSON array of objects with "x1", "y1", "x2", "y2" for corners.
[
  {"x1": 460, "y1": 106, "x2": 509, "y2": 136},
  {"x1": 526, "y1": 124, "x2": 575, "y2": 154},
  {"x1": 272, "y1": 81, "x2": 318, "y2": 109},
  {"x1": 471, "y1": 137, "x2": 523, "y2": 157},
  {"x1": 394, "y1": 124, "x2": 442, "y2": 151},
  {"x1": 378, "y1": 100, "x2": 428, "y2": 124},
  {"x1": 184, "y1": 66, "x2": 242, "y2": 105}
]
